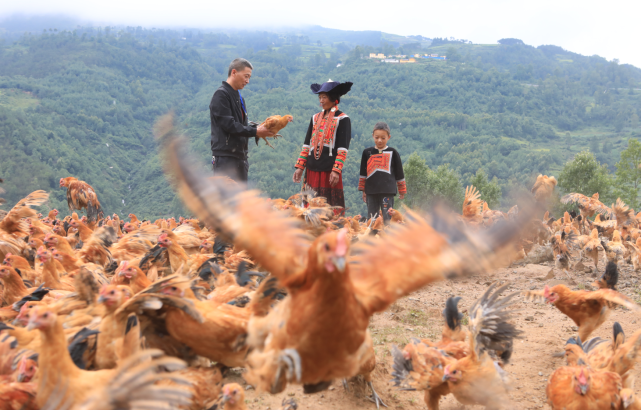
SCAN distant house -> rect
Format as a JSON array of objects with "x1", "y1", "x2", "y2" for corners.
[
  {"x1": 383, "y1": 59, "x2": 400, "y2": 63},
  {"x1": 336, "y1": 63, "x2": 342, "y2": 67},
  {"x1": 422, "y1": 55, "x2": 447, "y2": 60},
  {"x1": 369, "y1": 53, "x2": 386, "y2": 59},
  {"x1": 400, "y1": 58, "x2": 416, "y2": 63}
]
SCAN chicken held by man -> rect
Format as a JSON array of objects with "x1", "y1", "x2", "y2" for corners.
[{"x1": 251, "y1": 115, "x2": 293, "y2": 149}]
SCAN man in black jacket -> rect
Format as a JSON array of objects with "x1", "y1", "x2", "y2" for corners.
[{"x1": 209, "y1": 58, "x2": 273, "y2": 182}]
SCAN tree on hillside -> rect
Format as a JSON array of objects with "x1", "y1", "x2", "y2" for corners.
[
  {"x1": 403, "y1": 153, "x2": 464, "y2": 210},
  {"x1": 614, "y1": 139, "x2": 641, "y2": 208},
  {"x1": 558, "y1": 150, "x2": 614, "y2": 203},
  {"x1": 469, "y1": 169, "x2": 502, "y2": 209}
]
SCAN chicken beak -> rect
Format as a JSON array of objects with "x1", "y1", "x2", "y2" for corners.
[
  {"x1": 332, "y1": 256, "x2": 346, "y2": 273},
  {"x1": 97, "y1": 295, "x2": 107, "y2": 304},
  {"x1": 26, "y1": 319, "x2": 37, "y2": 331},
  {"x1": 16, "y1": 372, "x2": 25, "y2": 383},
  {"x1": 221, "y1": 394, "x2": 231, "y2": 404},
  {"x1": 442, "y1": 374, "x2": 449, "y2": 382},
  {"x1": 579, "y1": 383, "x2": 588, "y2": 395}
]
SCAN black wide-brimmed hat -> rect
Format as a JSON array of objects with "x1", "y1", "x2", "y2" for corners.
[{"x1": 310, "y1": 79, "x2": 353, "y2": 96}]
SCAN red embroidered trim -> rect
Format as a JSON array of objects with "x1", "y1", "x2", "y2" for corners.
[
  {"x1": 366, "y1": 152, "x2": 393, "y2": 178},
  {"x1": 295, "y1": 145, "x2": 310, "y2": 169},
  {"x1": 332, "y1": 149, "x2": 348, "y2": 174},
  {"x1": 397, "y1": 179, "x2": 407, "y2": 195},
  {"x1": 310, "y1": 110, "x2": 342, "y2": 158},
  {"x1": 358, "y1": 176, "x2": 366, "y2": 191}
]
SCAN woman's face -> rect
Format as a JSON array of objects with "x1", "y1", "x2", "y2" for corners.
[{"x1": 318, "y1": 93, "x2": 336, "y2": 111}]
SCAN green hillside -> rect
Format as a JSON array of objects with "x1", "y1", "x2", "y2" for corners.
[{"x1": 0, "y1": 25, "x2": 640, "y2": 218}]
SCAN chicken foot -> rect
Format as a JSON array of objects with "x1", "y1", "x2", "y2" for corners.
[
  {"x1": 367, "y1": 381, "x2": 388, "y2": 409},
  {"x1": 271, "y1": 348, "x2": 302, "y2": 394},
  {"x1": 342, "y1": 378, "x2": 350, "y2": 392},
  {"x1": 263, "y1": 134, "x2": 282, "y2": 150}
]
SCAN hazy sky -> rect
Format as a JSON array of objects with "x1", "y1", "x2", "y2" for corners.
[{"x1": 2, "y1": 0, "x2": 639, "y2": 68}]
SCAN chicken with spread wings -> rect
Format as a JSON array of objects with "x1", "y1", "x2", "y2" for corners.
[
  {"x1": 524, "y1": 284, "x2": 641, "y2": 342},
  {"x1": 390, "y1": 296, "x2": 469, "y2": 410},
  {"x1": 440, "y1": 284, "x2": 522, "y2": 410},
  {"x1": 154, "y1": 112, "x2": 533, "y2": 395}
]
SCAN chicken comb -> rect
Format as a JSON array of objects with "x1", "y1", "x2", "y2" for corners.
[{"x1": 543, "y1": 285, "x2": 550, "y2": 298}]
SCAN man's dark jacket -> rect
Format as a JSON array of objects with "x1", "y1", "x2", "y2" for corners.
[{"x1": 209, "y1": 81, "x2": 257, "y2": 160}]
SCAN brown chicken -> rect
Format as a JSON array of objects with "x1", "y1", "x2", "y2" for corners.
[
  {"x1": 255, "y1": 114, "x2": 293, "y2": 148},
  {"x1": 133, "y1": 276, "x2": 252, "y2": 368},
  {"x1": 391, "y1": 296, "x2": 469, "y2": 409},
  {"x1": 112, "y1": 261, "x2": 151, "y2": 294},
  {"x1": 26, "y1": 305, "x2": 116, "y2": 406},
  {"x1": 387, "y1": 207, "x2": 405, "y2": 224},
  {"x1": 622, "y1": 387, "x2": 641, "y2": 409},
  {"x1": 0, "y1": 190, "x2": 49, "y2": 238},
  {"x1": 0, "y1": 266, "x2": 31, "y2": 306},
  {"x1": 525, "y1": 284, "x2": 641, "y2": 341},
  {"x1": 441, "y1": 284, "x2": 522, "y2": 410},
  {"x1": 42, "y1": 349, "x2": 192, "y2": 410},
  {"x1": 561, "y1": 192, "x2": 612, "y2": 233},
  {"x1": 551, "y1": 230, "x2": 576, "y2": 279},
  {"x1": 546, "y1": 365, "x2": 622, "y2": 410},
  {"x1": 583, "y1": 228, "x2": 603, "y2": 271},
  {"x1": 531, "y1": 174, "x2": 557, "y2": 203},
  {"x1": 94, "y1": 284, "x2": 136, "y2": 369},
  {"x1": 155, "y1": 112, "x2": 532, "y2": 395},
  {"x1": 59, "y1": 176, "x2": 104, "y2": 221},
  {"x1": 461, "y1": 185, "x2": 483, "y2": 226}
]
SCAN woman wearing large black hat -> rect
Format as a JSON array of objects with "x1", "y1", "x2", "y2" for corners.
[{"x1": 293, "y1": 80, "x2": 353, "y2": 213}]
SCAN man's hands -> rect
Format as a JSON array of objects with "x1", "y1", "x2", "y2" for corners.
[
  {"x1": 399, "y1": 193, "x2": 405, "y2": 200},
  {"x1": 362, "y1": 192, "x2": 367, "y2": 203},
  {"x1": 329, "y1": 171, "x2": 340, "y2": 187},
  {"x1": 293, "y1": 168, "x2": 304, "y2": 183},
  {"x1": 256, "y1": 124, "x2": 275, "y2": 138}
]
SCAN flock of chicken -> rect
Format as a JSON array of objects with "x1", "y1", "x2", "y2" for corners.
[{"x1": 0, "y1": 114, "x2": 640, "y2": 410}]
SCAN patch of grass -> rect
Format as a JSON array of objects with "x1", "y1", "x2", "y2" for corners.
[
  {"x1": 577, "y1": 283, "x2": 586, "y2": 290},
  {"x1": 0, "y1": 89, "x2": 39, "y2": 110},
  {"x1": 403, "y1": 309, "x2": 427, "y2": 326}
]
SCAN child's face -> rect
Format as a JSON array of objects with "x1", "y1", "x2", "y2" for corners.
[{"x1": 373, "y1": 130, "x2": 390, "y2": 149}]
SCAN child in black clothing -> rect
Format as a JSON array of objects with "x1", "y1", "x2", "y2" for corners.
[{"x1": 358, "y1": 122, "x2": 407, "y2": 223}]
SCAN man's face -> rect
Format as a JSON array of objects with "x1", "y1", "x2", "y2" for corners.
[{"x1": 231, "y1": 67, "x2": 252, "y2": 90}]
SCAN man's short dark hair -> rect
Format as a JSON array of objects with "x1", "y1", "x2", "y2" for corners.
[
  {"x1": 373, "y1": 121, "x2": 391, "y2": 136},
  {"x1": 228, "y1": 58, "x2": 253, "y2": 77}
]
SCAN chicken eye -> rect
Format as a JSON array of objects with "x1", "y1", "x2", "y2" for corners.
[
  {"x1": 43, "y1": 313, "x2": 49, "y2": 318},
  {"x1": 324, "y1": 244, "x2": 330, "y2": 251},
  {"x1": 110, "y1": 290, "x2": 115, "y2": 295}
]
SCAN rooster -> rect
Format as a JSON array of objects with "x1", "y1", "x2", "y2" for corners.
[
  {"x1": 154, "y1": 112, "x2": 532, "y2": 395},
  {"x1": 460, "y1": 185, "x2": 483, "y2": 226},
  {"x1": 391, "y1": 296, "x2": 470, "y2": 409},
  {"x1": 441, "y1": 284, "x2": 522, "y2": 409},
  {"x1": 59, "y1": 177, "x2": 104, "y2": 221},
  {"x1": 252, "y1": 115, "x2": 293, "y2": 149}
]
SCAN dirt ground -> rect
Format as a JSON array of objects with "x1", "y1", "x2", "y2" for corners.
[{"x1": 226, "y1": 257, "x2": 641, "y2": 410}]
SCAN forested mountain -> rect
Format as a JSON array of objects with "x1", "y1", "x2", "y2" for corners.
[{"x1": 0, "y1": 21, "x2": 640, "y2": 218}]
